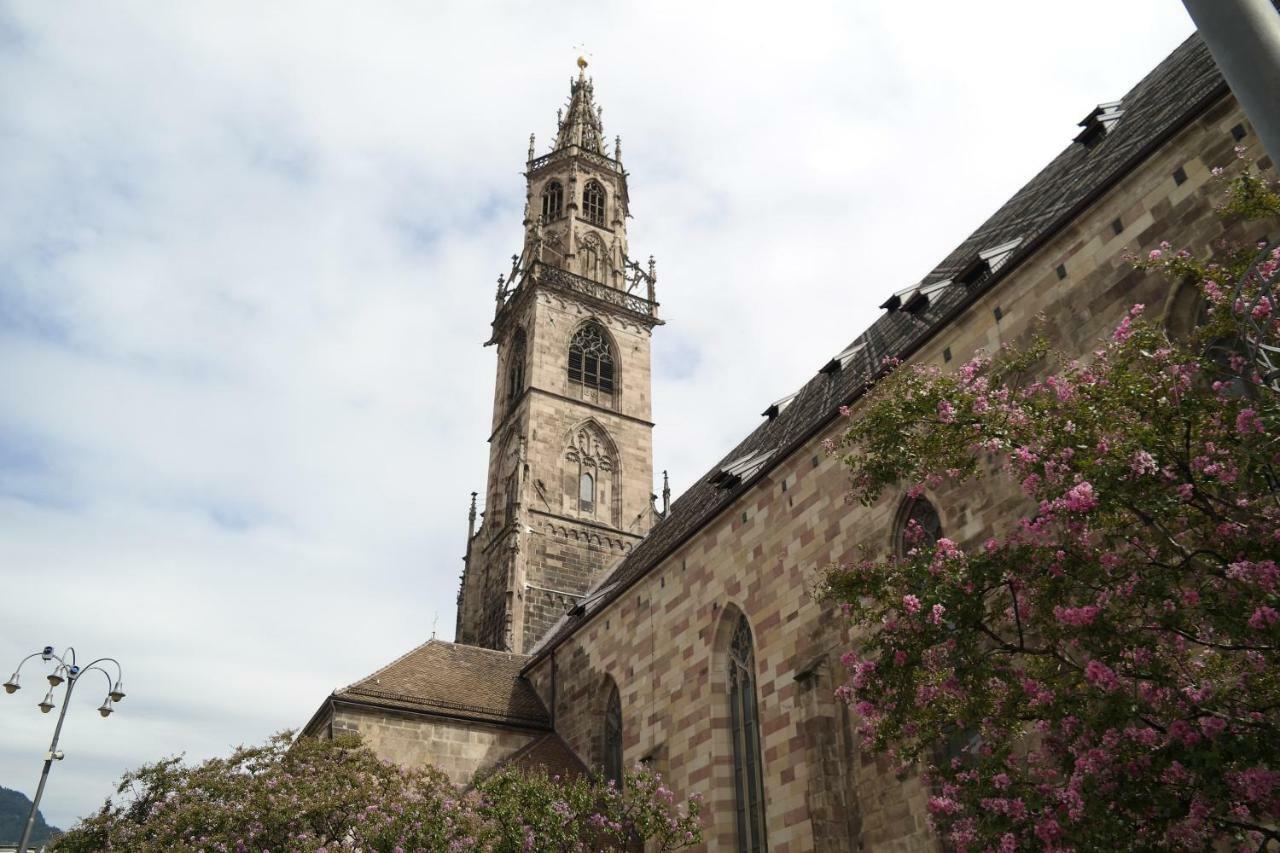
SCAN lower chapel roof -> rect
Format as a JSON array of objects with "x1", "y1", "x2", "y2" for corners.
[
  {"x1": 317, "y1": 639, "x2": 549, "y2": 729},
  {"x1": 522, "y1": 31, "x2": 1231, "y2": 668}
]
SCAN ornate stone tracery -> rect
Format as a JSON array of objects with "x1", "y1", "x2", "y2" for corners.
[{"x1": 563, "y1": 419, "x2": 619, "y2": 526}]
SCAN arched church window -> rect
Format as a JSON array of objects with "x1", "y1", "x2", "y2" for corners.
[
  {"x1": 507, "y1": 328, "x2": 526, "y2": 410},
  {"x1": 1164, "y1": 277, "x2": 1208, "y2": 342},
  {"x1": 564, "y1": 420, "x2": 619, "y2": 526},
  {"x1": 583, "y1": 180, "x2": 606, "y2": 226},
  {"x1": 603, "y1": 680, "x2": 623, "y2": 788},
  {"x1": 728, "y1": 614, "x2": 767, "y2": 853},
  {"x1": 568, "y1": 322, "x2": 616, "y2": 401},
  {"x1": 896, "y1": 496, "x2": 942, "y2": 557},
  {"x1": 541, "y1": 180, "x2": 563, "y2": 221}
]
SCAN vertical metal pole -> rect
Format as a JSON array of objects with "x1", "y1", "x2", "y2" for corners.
[
  {"x1": 16, "y1": 677, "x2": 75, "y2": 853},
  {"x1": 1181, "y1": 0, "x2": 1280, "y2": 165}
]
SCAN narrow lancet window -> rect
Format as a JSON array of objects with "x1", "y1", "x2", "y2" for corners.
[
  {"x1": 604, "y1": 681, "x2": 623, "y2": 788},
  {"x1": 579, "y1": 472, "x2": 595, "y2": 513},
  {"x1": 507, "y1": 328, "x2": 526, "y2": 410},
  {"x1": 728, "y1": 614, "x2": 767, "y2": 852}
]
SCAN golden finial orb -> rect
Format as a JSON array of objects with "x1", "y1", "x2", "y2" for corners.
[{"x1": 577, "y1": 55, "x2": 588, "y2": 70}]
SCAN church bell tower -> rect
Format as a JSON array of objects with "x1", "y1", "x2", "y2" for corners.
[{"x1": 455, "y1": 59, "x2": 663, "y2": 654}]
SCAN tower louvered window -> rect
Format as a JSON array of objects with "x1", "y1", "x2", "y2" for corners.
[
  {"x1": 583, "y1": 180, "x2": 606, "y2": 226},
  {"x1": 542, "y1": 180, "x2": 563, "y2": 221},
  {"x1": 728, "y1": 615, "x2": 767, "y2": 853},
  {"x1": 604, "y1": 681, "x2": 623, "y2": 788},
  {"x1": 568, "y1": 322, "x2": 615, "y2": 400},
  {"x1": 896, "y1": 497, "x2": 942, "y2": 556}
]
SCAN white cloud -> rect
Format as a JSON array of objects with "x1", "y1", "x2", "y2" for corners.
[{"x1": 0, "y1": 0, "x2": 1193, "y2": 828}]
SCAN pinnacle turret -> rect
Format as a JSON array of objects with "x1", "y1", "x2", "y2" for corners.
[{"x1": 554, "y1": 63, "x2": 606, "y2": 154}]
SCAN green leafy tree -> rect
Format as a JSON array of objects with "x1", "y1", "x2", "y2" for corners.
[
  {"x1": 823, "y1": 156, "x2": 1280, "y2": 850},
  {"x1": 55, "y1": 732, "x2": 702, "y2": 852}
]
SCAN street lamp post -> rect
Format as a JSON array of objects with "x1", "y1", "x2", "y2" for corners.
[
  {"x1": 3, "y1": 646, "x2": 126, "y2": 853},
  {"x1": 1180, "y1": 0, "x2": 1280, "y2": 166}
]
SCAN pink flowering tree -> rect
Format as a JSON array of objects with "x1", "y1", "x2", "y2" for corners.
[
  {"x1": 54, "y1": 732, "x2": 702, "y2": 852},
  {"x1": 824, "y1": 160, "x2": 1280, "y2": 850}
]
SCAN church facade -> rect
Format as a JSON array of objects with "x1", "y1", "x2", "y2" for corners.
[{"x1": 304, "y1": 36, "x2": 1275, "y2": 851}]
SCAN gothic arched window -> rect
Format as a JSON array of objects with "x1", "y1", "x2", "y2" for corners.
[
  {"x1": 507, "y1": 328, "x2": 526, "y2": 410},
  {"x1": 541, "y1": 180, "x2": 563, "y2": 221},
  {"x1": 1164, "y1": 277, "x2": 1208, "y2": 342},
  {"x1": 583, "y1": 180, "x2": 606, "y2": 226},
  {"x1": 564, "y1": 420, "x2": 619, "y2": 525},
  {"x1": 568, "y1": 322, "x2": 616, "y2": 405},
  {"x1": 728, "y1": 614, "x2": 767, "y2": 853},
  {"x1": 603, "y1": 680, "x2": 623, "y2": 788},
  {"x1": 896, "y1": 496, "x2": 943, "y2": 556}
]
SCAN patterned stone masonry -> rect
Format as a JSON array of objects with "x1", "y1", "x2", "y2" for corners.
[{"x1": 521, "y1": 96, "x2": 1275, "y2": 852}]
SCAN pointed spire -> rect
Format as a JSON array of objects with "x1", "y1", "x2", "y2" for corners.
[
  {"x1": 662, "y1": 470, "x2": 671, "y2": 515},
  {"x1": 527, "y1": 133, "x2": 536, "y2": 161},
  {"x1": 467, "y1": 491, "x2": 478, "y2": 538},
  {"x1": 614, "y1": 135, "x2": 622, "y2": 162},
  {"x1": 555, "y1": 58, "x2": 605, "y2": 154}
]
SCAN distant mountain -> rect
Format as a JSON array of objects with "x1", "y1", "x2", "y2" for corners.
[{"x1": 0, "y1": 786, "x2": 61, "y2": 847}]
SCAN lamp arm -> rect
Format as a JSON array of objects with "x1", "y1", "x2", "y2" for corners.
[
  {"x1": 81, "y1": 666, "x2": 114, "y2": 693},
  {"x1": 82, "y1": 657, "x2": 123, "y2": 681},
  {"x1": 9, "y1": 651, "x2": 45, "y2": 676}
]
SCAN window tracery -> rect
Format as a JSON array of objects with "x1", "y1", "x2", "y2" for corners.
[
  {"x1": 896, "y1": 496, "x2": 942, "y2": 556},
  {"x1": 583, "y1": 180, "x2": 606, "y2": 226},
  {"x1": 563, "y1": 420, "x2": 618, "y2": 525},
  {"x1": 578, "y1": 233, "x2": 607, "y2": 283},
  {"x1": 541, "y1": 180, "x2": 563, "y2": 221},
  {"x1": 728, "y1": 614, "x2": 767, "y2": 852},
  {"x1": 568, "y1": 322, "x2": 616, "y2": 406}
]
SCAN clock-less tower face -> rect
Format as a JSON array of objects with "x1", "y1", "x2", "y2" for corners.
[{"x1": 455, "y1": 64, "x2": 662, "y2": 654}]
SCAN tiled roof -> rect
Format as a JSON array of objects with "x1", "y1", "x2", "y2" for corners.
[
  {"x1": 493, "y1": 733, "x2": 591, "y2": 781},
  {"x1": 334, "y1": 639, "x2": 550, "y2": 728},
  {"x1": 525, "y1": 32, "x2": 1228, "y2": 668}
]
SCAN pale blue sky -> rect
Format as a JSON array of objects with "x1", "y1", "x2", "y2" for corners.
[{"x1": 0, "y1": 0, "x2": 1195, "y2": 829}]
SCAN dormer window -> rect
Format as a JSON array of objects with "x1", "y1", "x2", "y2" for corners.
[
  {"x1": 541, "y1": 180, "x2": 564, "y2": 221},
  {"x1": 583, "y1": 180, "x2": 607, "y2": 226},
  {"x1": 1074, "y1": 100, "x2": 1124, "y2": 148}
]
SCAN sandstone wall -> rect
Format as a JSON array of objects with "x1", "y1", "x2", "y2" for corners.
[{"x1": 312, "y1": 703, "x2": 542, "y2": 787}]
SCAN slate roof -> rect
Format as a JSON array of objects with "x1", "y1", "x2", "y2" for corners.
[
  {"x1": 329, "y1": 639, "x2": 550, "y2": 728},
  {"x1": 525, "y1": 32, "x2": 1229, "y2": 669}
]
